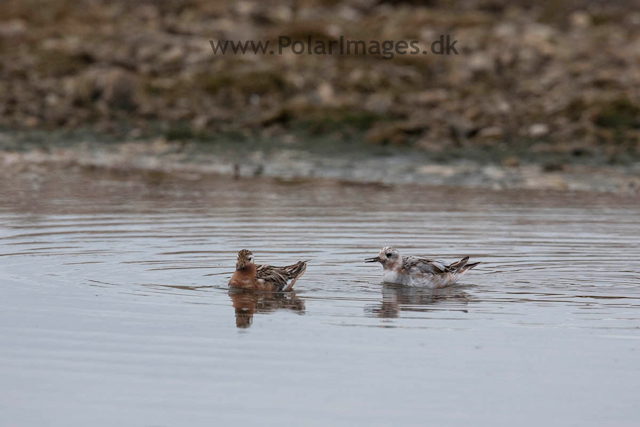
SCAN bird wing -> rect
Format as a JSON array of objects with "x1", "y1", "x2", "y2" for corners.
[
  {"x1": 255, "y1": 265, "x2": 289, "y2": 290},
  {"x1": 256, "y1": 261, "x2": 307, "y2": 291},
  {"x1": 403, "y1": 256, "x2": 448, "y2": 275}
]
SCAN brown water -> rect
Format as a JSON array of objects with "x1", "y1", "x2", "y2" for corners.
[{"x1": 1, "y1": 167, "x2": 639, "y2": 426}]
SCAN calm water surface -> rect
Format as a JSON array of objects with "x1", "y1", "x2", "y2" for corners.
[{"x1": 1, "y1": 168, "x2": 639, "y2": 426}]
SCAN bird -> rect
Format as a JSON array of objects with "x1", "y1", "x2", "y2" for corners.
[
  {"x1": 365, "y1": 246, "x2": 479, "y2": 288},
  {"x1": 228, "y1": 249, "x2": 307, "y2": 291}
]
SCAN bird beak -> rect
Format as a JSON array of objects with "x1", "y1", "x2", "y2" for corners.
[{"x1": 364, "y1": 256, "x2": 380, "y2": 263}]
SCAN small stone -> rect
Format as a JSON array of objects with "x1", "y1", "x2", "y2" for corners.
[
  {"x1": 414, "y1": 137, "x2": 447, "y2": 152},
  {"x1": 482, "y1": 166, "x2": 506, "y2": 179},
  {"x1": 364, "y1": 123, "x2": 401, "y2": 145},
  {"x1": 390, "y1": 133, "x2": 407, "y2": 145},
  {"x1": 235, "y1": 2, "x2": 256, "y2": 17},
  {"x1": 529, "y1": 123, "x2": 550, "y2": 137},
  {"x1": 501, "y1": 156, "x2": 520, "y2": 168},
  {"x1": 0, "y1": 19, "x2": 27, "y2": 37},
  {"x1": 317, "y1": 82, "x2": 335, "y2": 105},
  {"x1": 326, "y1": 24, "x2": 342, "y2": 38},
  {"x1": 468, "y1": 53, "x2": 494, "y2": 73},
  {"x1": 338, "y1": 6, "x2": 362, "y2": 22},
  {"x1": 570, "y1": 11, "x2": 592, "y2": 29},
  {"x1": 365, "y1": 93, "x2": 393, "y2": 114},
  {"x1": 478, "y1": 126, "x2": 503, "y2": 140},
  {"x1": 449, "y1": 117, "x2": 478, "y2": 143},
  {"x1": 269, "y1": 6, "x2": 293, "y2": 22},
  {"x1": 543, "y1": 162, "x2": 564, "y2": 172},
  {"x1": 494, "y1": 23, "x2": 517, "y2": 39},
  {"x1": 159, "y1": 46, "x2": 184, "y2": 64},
  {"x1": 24, "y1": 117, "x2": 39, "y2": 128},
  {"x1": 417, "y1": 165, "x2": 457, "y2": 178},
  {"x1": 192, "y1": 116, "x2": 209, "y2": 131},
  {"x1": 282, "y1": 134, "x2": 297, "y2": 145},
  {"x1": 45, "y1": 93, "x2": 60, "y2": 106},
  {"x1": 408, "y1": 89, "x2": 449, "y2": 106},
  {"x1": 628, "y1": 12, "x2": 640, "y2": 26},
  {"x1": 259, "y1": 107, "x2": 289, "y2": 126}
]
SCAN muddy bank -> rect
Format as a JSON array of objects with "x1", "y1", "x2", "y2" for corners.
[{"x1": 2, "y1": 135, "x2": 639, "y2": 194}]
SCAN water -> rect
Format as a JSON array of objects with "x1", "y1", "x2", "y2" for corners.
[{"x1": 1, "y1": 167, "x2": 639, "y2": 426}]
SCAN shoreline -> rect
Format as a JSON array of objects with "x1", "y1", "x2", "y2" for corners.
[{"x1": 2, "y1": 137, "x2": 639, "y2": 194}]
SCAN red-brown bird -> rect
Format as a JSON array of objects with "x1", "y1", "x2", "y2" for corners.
[{"x1": 228, "y1": 249, "x2": 307, "y2": 291}]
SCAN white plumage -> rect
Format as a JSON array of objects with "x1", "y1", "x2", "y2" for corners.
[{"x1": 366, "y1": 247, "x2": 479, "y2": 288}]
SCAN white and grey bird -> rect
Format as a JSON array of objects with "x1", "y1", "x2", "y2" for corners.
[{"x1": 365, "y1": 246, "x2": 479, "y2": 288}]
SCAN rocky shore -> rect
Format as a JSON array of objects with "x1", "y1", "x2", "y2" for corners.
[{"x1": 1, "y1": 0, "x2": 640, "y2": 159}]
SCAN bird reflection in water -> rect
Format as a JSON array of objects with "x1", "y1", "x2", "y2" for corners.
[
  {"x1": 229, "y1": 288, "x2": 305, "y2": 328},
  {"x1": 366, "y1": 283, "x2": 472, "y2": 318}
]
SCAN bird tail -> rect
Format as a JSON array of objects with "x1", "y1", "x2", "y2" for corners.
[
  {"x1": 448, "y1": 256, "x2": 469, "y2": 271},
  {"x1": 283, "y1": 261, "x2": 307, "y2": 291},
  {"x1": 460, "y1": 262, "x2": 480, "y2": 273},
  {"x1": 448, "y1": 257, "x2": 480, "y2": 274}
]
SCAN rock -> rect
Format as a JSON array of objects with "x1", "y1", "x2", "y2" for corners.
[
  {"x1": 268, "y1": 5, "x2": 293, "y2": 22},
  {"x1": 482, "y1": 166, "x2": 506, "y2": 179},
  {"x1": 259, "y1": 107, "x2": 289, "y2": 126},
  {"x1": 570, "y1": 11, "x2": 592, "y2": 29},
  {"x1": 282, "y1": 134, "x2": 297, "y2": 144},
  {"x1": 338, "y1": 6, "x2": 362, "y2": 22},
  {"x1": 501, "y1": 156, "x2": 520, "y2": 168},
  {"x1": 414, "y1": 136, "x2": 448, "y2": 152},
  {"x1": 159, "y1": 46, "x2": 185, "y2": 65},
  {"x1": 396, "y1": 119, "x2": 428, "y2": 134},
  {"x1": 192, "y1": 115, "x2": 210, "y2": 131},
  {"x1": 494, "y1": 22, "x2": 518, "y2": 39},
  {"x1": 468, "y1": 53, "x2": 494, "y2": 73},
  {"x1": 365, "y1": 93, "x2": 393, "y2": 114},
  {"x1": 449, "y1": 117, "x2": 478, "y2": 144},
  {"x1": 0, "y1": 20, "x2": 27, "y2": 38},
  {"x1": 364, "y1": 123, "x2": 403, "y2": 145},
  {"x1": 317, "y1": 82, "x2": 335, "y2": 105},
  {"x1": 75, "y1": 68, "x2": 141, "y2": 112},
  {"x1": 478, "y1": 126, "x2": 503, "y2": 140},
  {"x1": 24, "y1": 117, "x2": 39, "y2": 128},
  {"x1": 543, "y1": 162, "x2": 565, "y2": 172},
  {"x1": 235, "y1": 2, "x2": 257, "y2": 17},
  {"x1": 529, "y1": 123, "x2": 550, "y2": 138},
  {"x1": 404, "y1": 90, "x2": 449, "y2": 106},
  {"x1": 417, "y1": 165, "x2": 457, "y2": 178}
]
